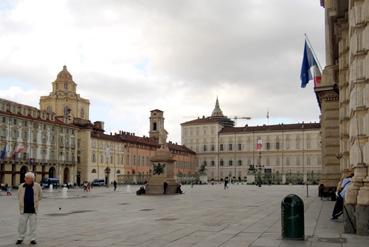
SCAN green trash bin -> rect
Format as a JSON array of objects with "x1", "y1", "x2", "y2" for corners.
[{"x1": 281, "y1": 194, "x2": 304, "y2": 240}]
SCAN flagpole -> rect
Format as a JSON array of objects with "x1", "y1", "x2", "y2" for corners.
[{"x1": 304, "y1": 33, "x2": 322, "y2": 71}]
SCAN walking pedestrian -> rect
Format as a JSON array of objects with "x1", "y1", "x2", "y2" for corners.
[
  {"x1": 87, "y1": 182, "x2": 91, "y2": 192},
  {"x1": 163, "y1": 181, "x2": 168, "y2": 194},
  {"x1": 16, "y1": 172, "x2": 42, "y2": 245},
  {"x1": 224, "y1": 177, "x2": 229, "y2": 190},
  {"x1": 5, "y1": 183, "x2": 12, "y2": 196},
  {"x1": 331, "y1": 173, "x2": 353, "y2": 220},
  {"x1": 113, "y1": 180, "x2": 117, "y2": 191}
]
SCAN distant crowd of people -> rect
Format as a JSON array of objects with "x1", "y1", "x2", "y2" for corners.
[{"x1": 0, "y1": 183, "x2": 12, "y2": 196}]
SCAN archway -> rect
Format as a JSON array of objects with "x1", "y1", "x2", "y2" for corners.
[
  {"x1": 105, "y1": 167, "x2": 111, "y2": 185},
  {"x1": 49, "y1": 167, "x2": 56, "y2": 178},
  {"x1": 76, "y1": 171, "x2": 81, "y2": 186},
  {"x1": 20, "y1": 166, "x2": 28, "y2": 184},
  {"x1": 63, "y1": 167, "x2": 70, "y2": 184}
]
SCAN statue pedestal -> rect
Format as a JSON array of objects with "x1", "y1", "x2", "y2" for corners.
[
  {"x1": 145, "y1": 146, "x2": 178, "y2": 195},
  {"x1": 145, "y1": 176, "x2": 177, "y2": 195},
  {"x1": 247, "y1": 175, "x2": 255, "y2": 184}
]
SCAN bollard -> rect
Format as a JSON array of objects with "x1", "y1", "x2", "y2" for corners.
[
  {"x1": 126, "y1": 184, "x2": 131, "y2": 193},
  {"x1": 281, "y1": 194, "x2": 304, "y2": 240},
  {"x1": 61, "y1": 186, "x2": 68, "y2": 198}
]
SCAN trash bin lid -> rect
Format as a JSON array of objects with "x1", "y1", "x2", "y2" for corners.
[{"x1": 282, "y1": 194, "x2": 303, "y2": 206}]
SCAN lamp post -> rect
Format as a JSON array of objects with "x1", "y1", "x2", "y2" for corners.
[
  {"x1": 256, "y1": 151, "x2": 264, "y2": 187},
  {"x1": 256, "y1": 138, "x2": 263, "y2": 186}
]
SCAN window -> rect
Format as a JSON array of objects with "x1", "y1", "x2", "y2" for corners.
[
  {"x1": 12, "y1": 129, "x2": 18, "y2": 139},
  {"x1": 220, "y1": 144, "x2": 223, "y2": 151},
  {"x1": 296, "y1": 136, "x2": 301, "y2": 149},
  {"x1": 80, "y1": 108, "x2": 85, "y2": 118},
  {"x1": 91, "y1": 169, "x2": 97, "y2": 173},
  {"x1": 0, "y1": 128, "x2": 6, "y2": 138},
  {"x1": 229, "y1": 144, "x2": 233, "y2": 151},
  {"x1": 211, "y1": 145, "x2": 215, "y2": 151},
  {"x1": 64, "y1": 82, "x2": 68, "y2": 90},
  {"x1": 211, "y1": 160, "x2": 215, "y2": 166},
  {"x1": 266, "y1": 142, "x2": 270, "y2": 150},
  {"x1": 238, "y1": 143, "x2": 242, "y2": 150},
  {"x1": 203, "y1": 161, "x2": 207, "y2": 166},
  {"x1": 306, "y1": 135, "x2": 311, "y2": 149},
  {"x1": 63, "y1": 106, "x2": 70, "y2": 116},
  {"x1": 203, "y1": 145, "x2": 207, "y2": 152},
  {"x1": 117, "y1": 170, "x2": 121, "y2": 174},
  {"x1": 46, "y1": 106, "x2": 52, "y2": 113},
  {"x1": 229, "y1": 160, "x2": 233, "y2": 166},
  {"x1": 22, "y1": 131, "x2": 28, "y2": 140},
  {"x1": 238, "y1": 160, "x2": 242, "y2": 166},
  {"x1": 276, "y1": 142, "x2": 280, "y2": 150},
  {"x1": 153, "y1": 122, "x2": 157, "y2": 131},
  {"x1": 220, "y1": 159, "x2": 224, "y2": 166},
  {"x1": 92, "y1": 153, "x2": 96, "y2": 162}
]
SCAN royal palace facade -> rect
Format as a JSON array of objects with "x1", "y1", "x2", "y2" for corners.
[
  {"x1": 181, "y1": 99, "x2": 322, "y2": 183},
  {"x1": 316, "y1": 0, "x2": 369, "y2": 235},
  {"x1": 0, "y1": 66, "x2": 197, "y2": 187}
]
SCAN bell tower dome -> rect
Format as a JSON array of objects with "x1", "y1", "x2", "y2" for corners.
[
  {"x1": 39, "y1": 65, "x2": 90, "y2": 123},
  {"x1": 149, "y1": 109, "x2": 168, "y2": 145}
]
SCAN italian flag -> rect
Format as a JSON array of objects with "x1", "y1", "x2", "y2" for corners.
[{"x1": 256, "y1": 139, "x2": 262, "y2": 151}]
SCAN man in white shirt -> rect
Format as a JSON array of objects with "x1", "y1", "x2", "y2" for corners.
[{"x1": 331, "y1": 173, "x2": 353, "y2": 220}]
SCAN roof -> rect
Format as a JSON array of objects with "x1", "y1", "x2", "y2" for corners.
[
  {"x1": 150, "y1": 109, "x2": 163, "y2": 112},
  {"x1": 91, "y1": 131, "x2": 196, "y2": 155},
  {"x1": 211, "y1": 97, "x2": 224, "y2": 117},
  {"x1": 181, "y1": 115, "x2": 235, "y2": 127},
  {"x1": 219, "y1": 123, "x2": 320, "y2": 134},
  {"x1": 0, "y1": 98, "x2": 77, "y2": 128},
  {"x1": 55, "y1": 65, "x2": 75, "y2": 83},
  {"x1": 181, "y1": 117, "x2": 221, "y2": 126}
]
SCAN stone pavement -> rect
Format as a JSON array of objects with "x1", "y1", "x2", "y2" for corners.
[{"x1": 0, "y1": 184, "x2": 368, "y2": 247}]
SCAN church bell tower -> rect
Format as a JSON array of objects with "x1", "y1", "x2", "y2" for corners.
[
  {"x1": 39, "y1": 65, "x2": 90, "y2": 123},
  {"x1": 149, "y1": 109, "x2": 168, "y2": 145}
]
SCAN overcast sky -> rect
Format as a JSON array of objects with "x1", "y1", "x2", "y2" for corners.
[{"x1": 0, "y1": 0, "x2": 325, "y2": 143}]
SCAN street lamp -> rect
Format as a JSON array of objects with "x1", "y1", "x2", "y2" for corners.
[
  {"x1": 256, "y1": 151, "x2": 264, "y2": 187},
  {"x1": 255, "y1": 138, "x2": 263, "y2": 186}
]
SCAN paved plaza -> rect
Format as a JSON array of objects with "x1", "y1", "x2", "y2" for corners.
[{"x1": 0, "y1": 184, "x2": 368, "y2": 247}]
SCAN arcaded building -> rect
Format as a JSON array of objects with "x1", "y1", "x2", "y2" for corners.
[
  {"x1": 317, "y1": 0, "x2": 369, "y2": 235},
  {"x1": 0, "y1": 98, "x2": 78, "y2": 186}
]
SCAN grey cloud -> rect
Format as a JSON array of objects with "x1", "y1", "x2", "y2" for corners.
[{"x1": 0, "y1": 0, "x2": 324, "y2": 142}]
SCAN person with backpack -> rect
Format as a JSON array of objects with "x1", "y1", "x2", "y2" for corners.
[{"x1": 331, "y1": 173, "x2": 353, "y2": 220}]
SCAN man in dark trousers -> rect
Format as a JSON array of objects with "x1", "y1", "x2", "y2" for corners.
[
  {"x1": 163, "y1": 181, "x2": 168, "y2": 194},
  {"x1": 17, "y1": 172, "x2": 42, "y2": 245},
  {"x1": 113, "y1": 180, "x2": 117, "y2": 191},
  {"x1": 331, "y1": 173, "x2": 353, "y2": 220},
  {"x1": 224, "y1": 177, "x2": 229, "y2": 190}
]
